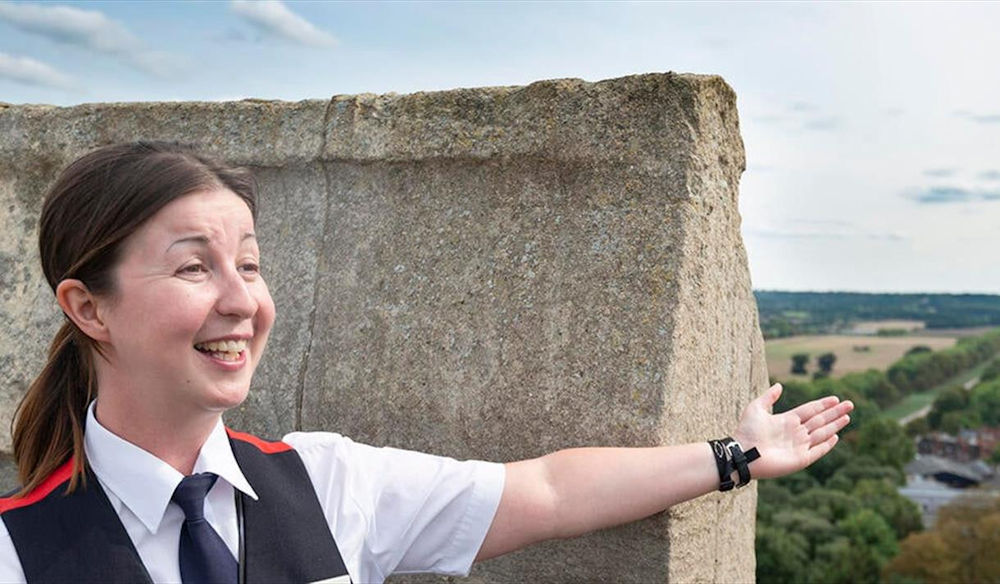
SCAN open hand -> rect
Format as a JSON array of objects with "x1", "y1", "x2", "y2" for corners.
[{"x1": 733, "y1": 383, "x2": 853, "y2": 480}]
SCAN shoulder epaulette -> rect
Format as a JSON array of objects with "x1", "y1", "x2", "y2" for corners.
[{"x1": 0, "y1": 459, "x2": 74, "y2": 514}]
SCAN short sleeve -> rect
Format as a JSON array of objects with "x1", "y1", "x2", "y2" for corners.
[
  {"x1": 283, "y1": 432, "x2": 505, "y2": 583},
  {"x1": 0, "y1": 520, "x2": 26, "y2": 583}
]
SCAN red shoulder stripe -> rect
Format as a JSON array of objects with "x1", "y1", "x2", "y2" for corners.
[
  {"x1": 0, "y1": 459, "x2": 75, "y2": 514},
  {"x1": 226, "y1": 428, "x2": 293, "y2": 454}
]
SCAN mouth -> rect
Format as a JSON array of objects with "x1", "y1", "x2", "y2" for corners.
[{"x1": 193, "y1": 339, "x2": 249, "y2": 363}]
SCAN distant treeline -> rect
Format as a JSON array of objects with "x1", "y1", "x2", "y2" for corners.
[{"x1": 756, "y1": 291, "x2": 1000, "y2": 338}]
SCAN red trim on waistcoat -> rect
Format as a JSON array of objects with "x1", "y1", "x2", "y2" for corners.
[
  {"x1": 0, "y1": 459, "x2": 75, "y2": 514},
  {"x1": 226, "y1": 428, "x2": 293, "y2": 454}
]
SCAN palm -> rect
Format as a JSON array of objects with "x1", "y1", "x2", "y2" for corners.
[{"x1": 734, "y1": 384, "x2": 853, "y2": 480}]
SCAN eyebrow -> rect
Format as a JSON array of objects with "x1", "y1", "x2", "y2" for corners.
[{"x1": 166, "y1": 232, "x2": 256, "y2": 252}]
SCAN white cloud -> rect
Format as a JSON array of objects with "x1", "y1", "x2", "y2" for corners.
[
  {"x1": 903, "y1": 185, "x2": 1000, "y2": 204},
  {"x1": 0, "y1": 1, "x2": 180, "y2": 77},
  {"x1": 0, "y1": 51, "x2": 75, "y2": 90},
  {"x1": 745, "y1": 219, "x2": 908, "y2": 243},
  {"x1": 802, "y1": 115, "x2": 842, "y2": 131},
  {"x1": 955, "y1": 109, "x2": 1000, "y2": 124},
  {"x1": 230, "y1": 0, "x2": 337, "y2": 48}
]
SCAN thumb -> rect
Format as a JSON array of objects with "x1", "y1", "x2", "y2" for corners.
[{"x1": 762, "y1": 383, "x2": 782, "y2": 407}]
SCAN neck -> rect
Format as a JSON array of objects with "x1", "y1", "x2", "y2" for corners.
[{"x1": 93, "y1": 394, "x2": 220, "y2": 476}]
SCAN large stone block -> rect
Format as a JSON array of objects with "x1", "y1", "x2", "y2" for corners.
[{"x1": 0, "y1": 73, "x2": 764, "y2": 582}]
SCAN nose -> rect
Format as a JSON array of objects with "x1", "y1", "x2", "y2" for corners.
[{"x1": 214, "y1": 266, "x2": 257, "y2": 319}]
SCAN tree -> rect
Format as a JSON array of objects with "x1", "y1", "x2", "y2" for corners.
[
  {"x1": 905, "y1": 345, "x2": 932, "y2": 356},
  {"x1": 756, "y1": 481, "x2": 793, "y2": 522},
  {"x1": 940, "y1": 410, "x2": 970, "y2": 434},
  {"x1": 981, "y1": 359, "x2": 1000, "y2": 382},
  {"x1": 812, "y1": 538, "x2": 856, "y2": 584},
  {"x1": 842, "y1": 370, "x2": 900, "y2": 409},
  {"x1": 971, "y1": 379, "x2": 1000, "y2": 426},
  {"x1": 817, "y1": 352, "x2": 837, "y2": 374},
  {"x1": 885, "y1": 494, "x2": 1000, "y2": 584},
  {"x1": 928, "y1": 385, "x2": 969, "y2": 430},
  {"x1": 904, "y1": 416, "x2": 929, "y2": 438},
  {"x1": 856, "y1": 418, "x2": 915, "y2": 471},
  {"x1": 827, "y1": 455, "x2": 904, "y2": 491},
  {"x1": 774, "y1": 470, "x2": 820, "y2": 495},
  {"x1": 794, "y1": 487, "x2": 861, "y2": 523},
  {"x1": 756, "y1": 524, "x2": 810, "y2": 584},
  {"x1": 883, "y1": 531, "x2": 960, "y2": 584},
  {"x1": 791, "y1": 353, "x2": 810, "y2": 375},
  {"x1": 836, "y1": 510, "x2": 899, "y2": 584},
  {"x1": 772, "y1": 509, "x2": 837, "y2": 551},
  {"x1": 852, "y1": 479, "x2": 922, "y2": 540}
]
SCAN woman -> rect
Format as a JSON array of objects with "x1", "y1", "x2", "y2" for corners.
[{"x1": 0, "y1": 142, "x2": 852, "y2": 583}]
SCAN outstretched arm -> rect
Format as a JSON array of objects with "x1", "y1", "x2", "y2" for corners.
[{"x1": 476, "y1": 383, "x2": 852, "y2": 561}]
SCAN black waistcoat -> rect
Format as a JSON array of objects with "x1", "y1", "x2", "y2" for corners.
[{"x1": 0, "y1": 429, "x2": 350, "y2": 583}]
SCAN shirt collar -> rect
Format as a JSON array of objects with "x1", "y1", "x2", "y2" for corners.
[{"x1": 84, "y1": 402, "x2": 259, "y2": 535}]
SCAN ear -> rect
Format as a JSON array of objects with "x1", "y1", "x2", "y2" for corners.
[{"x1": 56, "y1": 279, "x2": 111, "y2": 343}]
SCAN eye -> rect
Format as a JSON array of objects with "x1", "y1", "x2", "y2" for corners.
[
  {"x1": 179, "y1": 263, "x2": 208, "y2": 275},
  {"x1": 239, "y1": 261, "x2": 261, "y2": 275}
]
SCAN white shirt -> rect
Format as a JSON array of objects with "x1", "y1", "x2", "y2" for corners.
[{"x1": 0, "y1": 405, "x2": 505, "y2": 583}]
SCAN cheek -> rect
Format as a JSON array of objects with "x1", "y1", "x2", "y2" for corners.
[{"x1": 149, "y1": 288, "x2": 216, "y2": 340}]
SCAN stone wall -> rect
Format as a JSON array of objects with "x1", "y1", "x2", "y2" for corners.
[{"x1": 0, "y1": 73, "x2": 766, "y2": 582}]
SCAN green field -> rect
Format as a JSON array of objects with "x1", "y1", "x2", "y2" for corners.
[{"x1": 766, "y1": 334, "x2": 957, "y2": 381}]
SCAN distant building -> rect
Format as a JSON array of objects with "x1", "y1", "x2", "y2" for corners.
[
  {"x1": 918, "y1": 428, "x2": 1000, "y2": 462},
  {"x1": 900, "y1": 455, "x2": 997, "y2": 527}
]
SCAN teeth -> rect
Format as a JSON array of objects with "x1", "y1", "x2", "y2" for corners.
[{"x1": 194, "y1": 339, "x2": 249, "y2": 353}]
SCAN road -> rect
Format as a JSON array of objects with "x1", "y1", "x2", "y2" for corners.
[{"x1": 898, "y1": 405, "x2": 932, "y2": 426}]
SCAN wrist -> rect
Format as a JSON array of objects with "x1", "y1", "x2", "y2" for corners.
[{"x1": 708, "y1": 437, "x2": 761, "y2": 491}]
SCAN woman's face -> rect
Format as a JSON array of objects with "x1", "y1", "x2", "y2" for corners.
[{"x1": 96, "y1": 187, "x2": 275, "y2": 417}]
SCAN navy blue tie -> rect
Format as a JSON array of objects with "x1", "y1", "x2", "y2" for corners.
[{"x1": 172, "y1": 473, "x2": 238, "y2": 584}]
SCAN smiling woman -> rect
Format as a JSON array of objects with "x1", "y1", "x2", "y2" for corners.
[
  {"x1": 15, "y1": 142, "x2": 260, "y2": 496},
  {"x1": 0, "y1": 142, "x2": 853, "y2": 584}
]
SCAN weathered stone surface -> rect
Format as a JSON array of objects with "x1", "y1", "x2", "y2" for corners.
[{"x1": 0, "y1": 73, "x2": 763, "y2": 582}]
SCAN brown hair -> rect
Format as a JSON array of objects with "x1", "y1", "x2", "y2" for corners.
[{"x1": 12, "y1": 141, "x2": 258, "y2": 496}]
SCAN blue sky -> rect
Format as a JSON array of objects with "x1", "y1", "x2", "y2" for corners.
[{"x1": 2, "y1": 1, "x2": 999, "y2": 294}]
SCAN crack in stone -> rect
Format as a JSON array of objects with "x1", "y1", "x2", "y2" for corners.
[{"x1": 295, "y1": 98, "x2": 338, "y2": 431}]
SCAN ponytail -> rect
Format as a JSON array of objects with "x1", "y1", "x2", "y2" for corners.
[{"x1": 11, "y1": 322, "x2": 96, "y2": 496}]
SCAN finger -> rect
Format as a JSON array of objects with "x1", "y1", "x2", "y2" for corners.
[
  {"x1": 790, "y1": 395, "x2": 841, "y2": 423},
  {"x1": 809, "y1": 414, "x2": 851, "y2": 445},
  {"x1": 805, "y1": 434, "x2": 839, "y2": 466},
  {"x1": 804, "y1": 401, "x2": 854, "y2": 432}
]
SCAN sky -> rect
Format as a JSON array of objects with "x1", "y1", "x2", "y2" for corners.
[{"x1": 1, "y1": 1, "x2": 999, "y2": 294}]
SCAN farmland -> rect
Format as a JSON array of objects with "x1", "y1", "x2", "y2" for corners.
[{"x1": 765, "y1": 333, "x2": 957, "y2": 381}]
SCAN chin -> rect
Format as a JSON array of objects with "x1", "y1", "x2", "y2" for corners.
[{"x1": 202, "y1": 382, "x2": 252, "y2": 412}]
